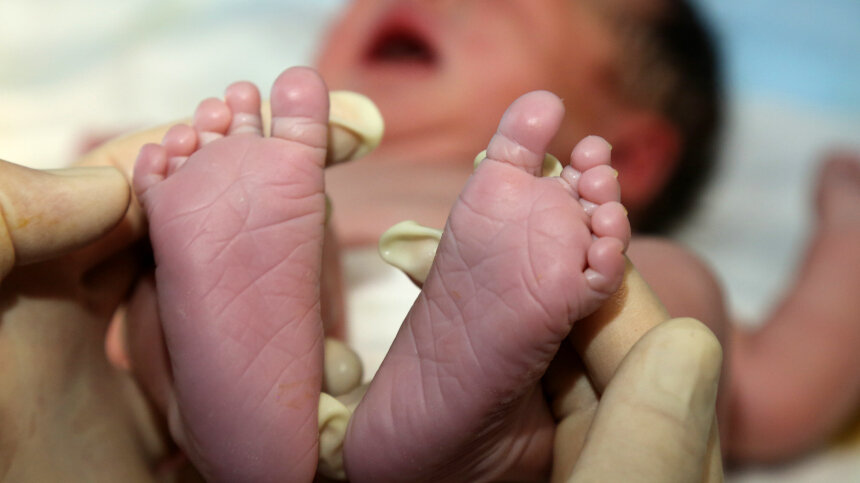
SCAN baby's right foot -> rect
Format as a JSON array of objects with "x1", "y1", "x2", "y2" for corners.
[
  {"x1": 133, "y1": 67, "x2": 331, "y2": 482},
  {"x1": 345, "y1": 91, "x2": 630, "y2": 481}
]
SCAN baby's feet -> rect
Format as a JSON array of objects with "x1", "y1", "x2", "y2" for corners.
[
  {"x1": 345, "y1": 91, "x2": 630, "y2": 481},
  {"x1": 133, "y1": 67, "x2": 329, "y2": 482}
]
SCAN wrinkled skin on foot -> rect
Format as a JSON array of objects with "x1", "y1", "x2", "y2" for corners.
[
  {"x1": 375, "y1": 162, "x2": 724, "y2": 483},
  {"x1": 130, "y1": 67, "x2": 383, "y2": 482},
  {"x1": 344, "y1": 91, "x2": 631, "y2": 482},
  {"x1": 0, "y1": 76, "x2": 724, "y2": 483},
  {"x1": 0, "y1": 71, "x2": 383, "y2": 481},
  {"x1": 380, "y1": 227, "x2": 725, "y2": 482},
  {"x1": 0, "y1": 156, "x2": 723, "y2": 483}
]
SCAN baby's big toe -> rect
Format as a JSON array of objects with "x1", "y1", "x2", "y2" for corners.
[
  {"x1": 485, "y1": 90, "x2": 565, "y2": 176},
  {"x1": 269, "y1": 67, "x2": 330, "y2": 161}
]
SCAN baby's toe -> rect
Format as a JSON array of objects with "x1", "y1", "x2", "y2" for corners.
[
  {"x1": 161, "y1": 124, "x2": 197, "y2": 175},
  {"x1": 225, "y1": 81, "x2": 263, "y2": 136},
  {"x1": 192, "y1": 97, "x2": 232, "y2": 145},
  {"x1": 577, "y1": 164, "x2": 621, "y2": 207},
  {"x1": 133, "y1": 143, "x2": 169, "y2": 199},
  {"x1": 584, "y1": 236, "x2": 626, "y2": 295},
  {"x1": 485, "y1": 90, "x2": 564, "y2": 176},
  {"x1": 269, "y1": 66, "x2": 329, "y2": 159},
  {"x1": 591, "y1": 201, "x2": 631, "y2": 251},
  {"x1": 570, "y1": 135, "x2": 612, "y2": 171}
]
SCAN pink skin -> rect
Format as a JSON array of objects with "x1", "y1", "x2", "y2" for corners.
[
  {"x1": 318, "y1": 0, "x2": 622, "y2": 247},
  {"x1": 814, "y1": 152, "x2": 860, "y2": 229},
  {"x1": 133, "y1": 67, "x2": 328, "y2": 482},
  {"x1": 726, "y1": 153, "x2": 860, "y2": 460},
  {"x1": 344, "y1": 91, "x2": 631, "y2": 482},
  {"x1": 133, "y1": 79, "x2": 628, "y2": 482}
]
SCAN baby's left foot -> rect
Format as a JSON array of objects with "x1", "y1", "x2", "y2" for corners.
[{"x1": 345, "y1": 91, "x2": 630, "y2": 482}]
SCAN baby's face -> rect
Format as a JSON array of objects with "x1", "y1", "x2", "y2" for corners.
[{"x1": 317, "y1": 0, "x2": 620, "y2": 162}]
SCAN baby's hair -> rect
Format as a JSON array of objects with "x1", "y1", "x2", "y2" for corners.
[{"x1": 599, "y1": 0, "x2": 723, "y2": 233}]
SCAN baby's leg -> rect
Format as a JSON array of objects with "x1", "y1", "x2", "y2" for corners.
[
  {"x1": 133, "y1": 67, "x2": 330, "y2": 482},
  {"x1": 344, "y1": 91, "x2": 630, "y2": 482},
  {"x1": 728, "y1": 153, "x2": 860, "y2": 461}
]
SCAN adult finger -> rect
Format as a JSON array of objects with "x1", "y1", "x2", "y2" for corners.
[
  {"x1": 543, "y1": 341, "x2": 599, "y2": 482},
  {"x1": 571, "y1": 258, "x2": 671, "y2": 393},
  {"x1": 0, "y1": 159, "x2": 129, "y2": 279},
  {"x1": 120, "y1": 272, "x2": 174, "y2": 413},
  {"x1": 570, "y1": 317, "x2": 723, "y2": 483}
]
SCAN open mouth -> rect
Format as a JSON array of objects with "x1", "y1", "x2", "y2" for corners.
[
  {"x1": 363, "y1": 10, "x2": 439, "y2": 68},
  {"x1": 369, "y1": 31, "x2": 436, "y2": 63}
]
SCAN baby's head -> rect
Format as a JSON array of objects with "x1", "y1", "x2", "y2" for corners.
[
  {"x1": 592, "y1": 0, "x2": 722, "y2": 233},
  {"x1": 317, "y1": 0, "x2": 720, "y2": 234}
]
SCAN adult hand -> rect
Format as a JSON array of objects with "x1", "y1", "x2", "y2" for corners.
[
  {"x1": 0, "y1": 158, "x2": 172, "y2": 481},
  {"x1": 0, "y1": 159, "x2": 131, "y2": 279},
  {"x1": 548, "y1": 317, "x2": 723, "y2": 482},
  {"x1": 381, "y1": 222, "x2": 724, "y2": 482},
  {"x1": 0, "y1": 87, "x2": 384, "y2": 480}
]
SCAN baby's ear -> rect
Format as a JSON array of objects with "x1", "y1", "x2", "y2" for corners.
[{"x1": 606, "y1": 112, "x2": 680, "y2": 213}]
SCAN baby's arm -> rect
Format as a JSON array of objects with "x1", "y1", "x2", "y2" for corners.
[
  {"x1": 725, "y1": 155, "x2": 860, "y2": 461},
  {"x1": 629, "y1": 156, "x2": 860, "y2": 462}
]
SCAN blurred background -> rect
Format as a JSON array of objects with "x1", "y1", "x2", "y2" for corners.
[{"x1": 1, "y1": 1, "x2": 858, "y2": 480}]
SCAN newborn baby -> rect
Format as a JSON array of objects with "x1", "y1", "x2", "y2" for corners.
[
  {"x1": 123, "y1": 56, "x2": 860, "y2": 479},
  {"x1": 132, "y1": 66, "x2": 632, "y2": 481}
]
